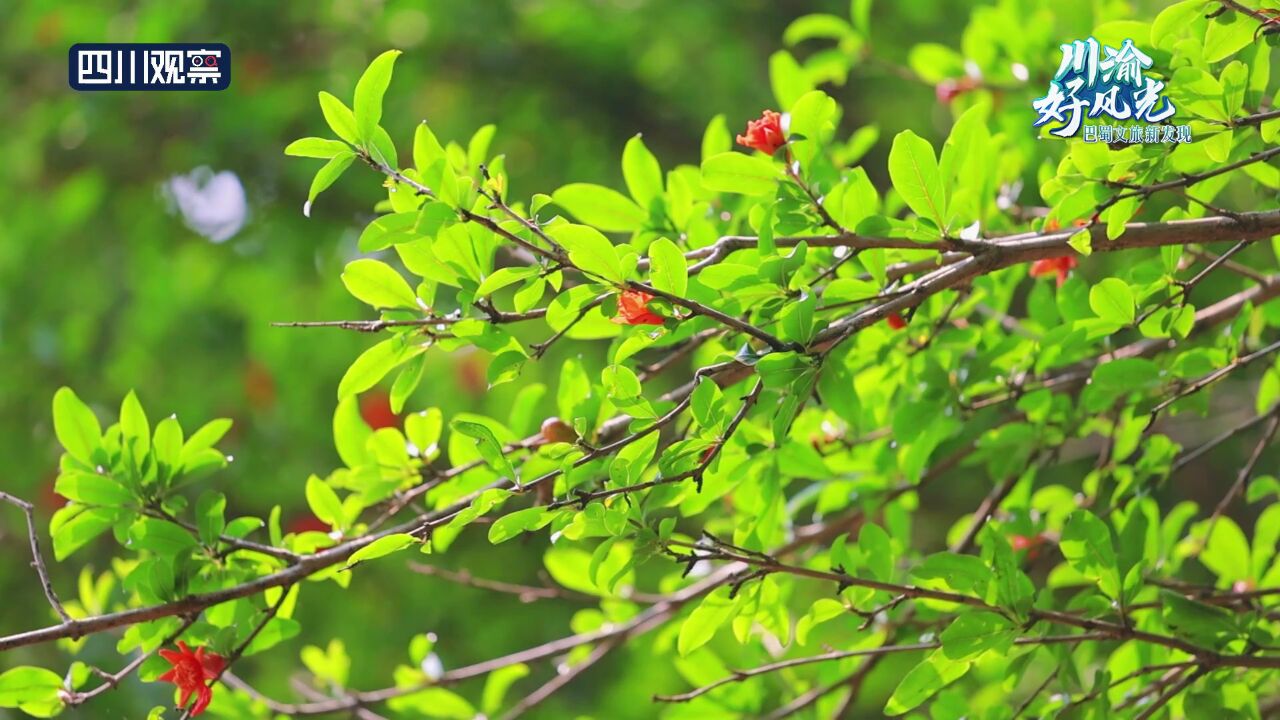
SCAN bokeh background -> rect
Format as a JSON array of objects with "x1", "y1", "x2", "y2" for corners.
[{"x1": 0, "y1": 0, "x2": 1265, "y2": 717}]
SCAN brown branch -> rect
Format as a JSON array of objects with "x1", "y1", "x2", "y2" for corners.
[
  {"x1": 497, "y1": 637, "x2": 620, "y2": 720},
  {"x1": 1196, "y1": 407, "x2": 1280, "y2": 552},
  {"x1": 968, "y1": 274, "x2": 1280, "y2": 411},
  {"x1": 1171, "y1": 403, "x2": 1280, "y2": 475},
  {"x1": 406, "y1": 562, "x2": 664, "y2": 604},
  {"x1": 675, "y1": 543, "x2": 1280, "y2": 669},
  {"x1": 762, "y1": 667, "x2": 862, "y2": 719},
  {"x1": 1134, "y1": 666, "x2": 1207, "y2": 720},
  {"x1": 1150, "y1": 337, "x2": 1280, "y2": 417},
  {"x1": 0, "y1": 491, "x2": 71, "y2": 623},
  {"x1": 630, "y1": 280, "x2": 793, "y2": 352},
  {"x1": 655, "y1": 634, "x2": 1106, "y2": 703},
  {"x1": 66, "y1": 614, "x2": 202, "y2": 707}
]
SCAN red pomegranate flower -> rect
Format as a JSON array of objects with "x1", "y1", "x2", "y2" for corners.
[
  {"x1": 886, "y1": 312, "x2": 907, "y2": 330},
  {"x1": 735, "y1": 110, "x2": 786, "y2": 155},
  {"x1": 613, "y1": 290, "x2": 664, "y2": 326},
  {"x1": 935, "y1": 76, "x2": 979, "y2": 105},
  {"x1": 157, "y1": 641, "x2": 225, "y2": 716},
  {"x1": 1029, "y1": 255, "x2": 1079, "y2": 287}
]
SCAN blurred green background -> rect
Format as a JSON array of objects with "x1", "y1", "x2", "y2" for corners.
[{"x1": 0, "y1": 0, "x2": 1251, "y2": 717}]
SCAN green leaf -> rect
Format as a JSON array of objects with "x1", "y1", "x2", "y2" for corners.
[
  {"x1": 1204, "y1": 10, "x2": 1254, "y2": 63},
  {"x1": 940, "y1": 612, "x2": 1015, "y2": 660},
  {"x1": 347, "y1": 533, "x2": 417, "y2": 567},
  {"x1": 358, "y1": 212, "x2": 420, "y2": 252},
  {"x1": 476, "y1": 266, "x2": 540, "y2": 297},
  {"x1": 1060, "y1": 510, "x2": 1122, "y2": 598},
  {"x1": 1200, "y1": 516, "x2": 1251, "y2": 583},
  {"x1": 784, "y1": 13, "x2": 853, "y2": 45},
  {"x1": 334, "y1": 397, "x2": 372, "y2": 469},
  {"x1": 306, "y1": 476, "x2": 346, "y2": 529},
  {"x1": 338, "y1": 339, "x2": 408, "y2": 400},
  {"x1": 1089, "y1": 278, "x2": 1135, "y2": 325},
  {"x1": 769, "y1": 49, "x2": 813, "y2": 109},
  {"x1": 128, "y1": 517, "x2": 197, "y2": 556},
  {"x1": 547, "y1": 224, "x2": 625, "y2": 284},
  {"x1": 678, "y1": 587, "x2": 737, "y2": 656},
  {"x1": 342, "y1": 259, "x2": 419, "y2": 310},
  {"x1": 305, "y1": 152, "x2": 356, "y2": 217},
  {"x1": 1152, "y1": 0, "x2": 1206, "y2": 47},
  {"x1": 318, "y1": 91, "x2": 359, "y2": 145},
  {"x1": 120, "y1": 390, "x2": 151, "y2": 457},
  {"x1": 701, "y1": 114, "x2": 731, "y2": 162},
  {"x1": 152, "y1": 417, "x2": 183, "y2": 474},
  {"x1": 285, "y1": 137, "x2": 350, "y2": 158},
  {"x1": 52, "y1": 387, "x2": 101, "y2": 464},
  {"x1": 912, "y1": 553, "x2": 993, "y2": 595},
  {"x1": 353, "y1": 50, "x2": 402, "y2": 143},
  {"x1": 180, "y1": 418, "x2": 232, "y2": 471},
  {"x1": 51, "y1": 506, "x2": 116, "y2": 560},
  {"x1": 647, "y1": 237, "x2": 687, "y2": 297},
  {"x1": 405, "y1": 408, "x2": 443, "y2": 455},
  {"x1": 779, "y1": 291, "x2": 817, "y2": 345},
  {"x1": 1161, "y1": 590, "x2": 1239, "y2": 648},
  {"x1": 622, "y1": 135, "x2": 664, "y2": 209},
  {"x1": 388, "y1": 688, "x2": 476, "y2": 719},
  {"x1": 487, "y1": 506, "x2": 551, "y2": 544},
  {"x1": 1067, "y1": 228, "x2": 1092, "y2": 256},
  {"x1": 451, "y1": 420, "x2": 518, "y2": 484},
  {"x1": 482, "y1": 664, "x2": 530, "y2": 716},
  {"x1": 859, "y1": 523, "x2": 894, "y2": 581},
  {"x1": 195, "y1": 491, "x2": 226, "y2": 546},
  {"x1": 982, "y1": 528, "x2": 1035, "y2": 616},
  {"x1": 888, "y1": 130, "x2": 946, "y2": 230},
  {"x1": 0, "y1": 666, "x2": 63, "y2": 713},
  {"x1": 689, "y1": 378, "x2": 725, "y2": 429},
  {"x1": 700, "y1": 152, "x2": 779, "y2": 195},
  {"x1": 885, "y1": 649, "x2": 971, "y2": 715},
  {"x1": 551, "y1": 183, "x2": 646, "y2": 233},
  {"x1": 413, "y1": 122, "x2": 447, "y2": 171},
  {"x1": 55, "y1": 471, "x2": 131, "y2": 506}
]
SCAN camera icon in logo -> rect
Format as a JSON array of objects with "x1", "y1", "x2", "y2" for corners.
[{"x1": 186, "y1": 48, "x2": 222, "y2": 83}]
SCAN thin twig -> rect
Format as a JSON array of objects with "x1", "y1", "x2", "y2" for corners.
[{"x1": 0, "y1": 491, "x2": 72, "y2": 623}]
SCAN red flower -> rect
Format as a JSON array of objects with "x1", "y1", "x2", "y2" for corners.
[
  {"x1": 886, "y1": 312, "x2": 907, "y2": 330},
  {"x1": 613, "y1": 290, "x2": 664, "y2": 326},
  {"x1": 935, "y1": 76, "x2": 979, "y2": 105},
  {"x1": 1029, "y1": 255, "x2": 1079, "y2": 287},
  {"x1": 735, "y1": 110, "x2": 786, "y2": 155},
  {"x1": 1010, "y1": 533, "x2": 1048, "y2": 562},
  {"x1": 287, "y1": 514, "x2": 331, "y2": 535},
  {"x1": 359, "y1": 390, "x2": 399, "y2": 430},
  {"x1": 157, "y1": 641, "x2": 225, "y2": 717},
  {"x1": 1009, "y1": 534, "x2": 1036, "y2": 551}
]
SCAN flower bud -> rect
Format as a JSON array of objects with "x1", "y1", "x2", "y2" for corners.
[{"x1": 540, "y1": 417, "x2": 578, "y2": 445}]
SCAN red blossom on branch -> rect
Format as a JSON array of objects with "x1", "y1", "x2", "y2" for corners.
[
  {"x1": 156, "y1": 641, "x2": 225, "y2": 717},
  {"x1": 735, "y1": 110, "x2": 786, "y2": 155},
  {"x1": 612, "y1": 290, "x2": 665, "y2": 326},
  {"x1": 1029, "y1": 255, "x2": 1079, "y2": 287},
  {"x1": 935, "y1": 76, "x2": 979, "y2": 105}
]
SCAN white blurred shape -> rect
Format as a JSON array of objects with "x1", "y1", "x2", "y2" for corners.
[
  {"x1": 164, "y1": 166, "x2": 247, "y2": 243},
  {"x1": 421, "y1": 652, "x2": 444, "y2": 680}
]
